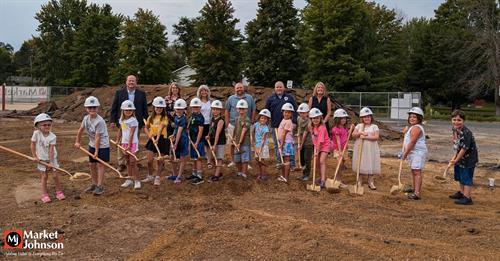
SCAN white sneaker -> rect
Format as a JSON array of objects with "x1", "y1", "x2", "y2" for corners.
[
  {"x1": 153, "y1": 176, "x2": 160, "y2": 186},
  {"x1": 237, "y1": 172, "x2": 247, "y2": 178},
  {"x1": 121, "y1": 179, "x2": 134, "y2": 188},
  {"x1": 228, "y1": 162, "x2": 236, "y2": 167},
  {"x1": 134, "y1": 180, "x2": 141, "y2": 190},
  {"x1": 141, "y1": 175, "x2": 154, "y2": 183},
  {"x1": 248, "y1": 165, "x2": 253, "y2": 170}
]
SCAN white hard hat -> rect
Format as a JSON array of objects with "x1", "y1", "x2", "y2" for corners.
[
  {"x1": 359, "y1": 107, "x2": 373, "y2": 117},
  {"x1": 174, "y1": 99, "x2": 187, "y2": 109},
  {"x1": 152, "y1": 96, "x2": 166, "y2": 108},
  {"x1": 236, "y1": 99, "x2": 248, "y2": 109},
  {"x1": 259, "y1": 109, "x2": 271, "y2": 118},
  {"x1": 408, "y1": 107, "x2": 424, "y2": 117},
  {"x1": 34, "y1": 113, "x2": 52, "y2": 126},
  {"x1": 297, "y1": 103, "x2": 310, "y2": 113},
  {"x1": 84, "y1": 96, "x2": 100, "y2": 107},
  {"x1": 211, "y1": 100, "x2": 223, "y2": 109},
  {"x1": 189, "y1": 97, "x2": 202, "y2": 107},
  {"x1": 309, "y1": 108, "x2": 323, "y2": 118},
  {"x1": 121, "y1": 100, "x2": 136, "y2": 110},
  {"x1": 281, "y1": 103, "x2": 294, "y2": 112},
  {"x1": 333, "y1": 108, "x2": 349, "y2": 118}
]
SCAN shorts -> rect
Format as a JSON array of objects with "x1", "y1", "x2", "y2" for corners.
[
  {"x1": 37, "y1": 159, "x2": 59, "y2": 172},
  {"x1": 282, "y1": 142, "x2": 295, "y2": 157},
  {"x1": 121, "y1": 143, "x2": 138, "y2": 153},
  {"x1": 214, "y1": 145, "x2": 225, "y2": 159},
  {"x1": 454, "y1": 165, "x2": 474, "y2": 186},
  {"x1": 190, "y1": 140, "x2": 206, "y2": 159},
  {"x1": 226, "y1": 123, "x2": 235, "y2": 141},
  {"x1": 88, "y1": 146, "x2": 110, "y2": 163},
  {"x1": 407, "y1": 151, "x2": 426, "y2": 170},
  {"x1": 234, "y1": 145, "x2": 250, "y2": 163},
  {"x1": 145, "y1": 136, "x2": 169, "y2": 155},
  {"x1": 256, "y1": 144, "x2": 270, "y2": 159},
  {"x1": 174, "y1": 137, "x2": 189, "y2": 158}
]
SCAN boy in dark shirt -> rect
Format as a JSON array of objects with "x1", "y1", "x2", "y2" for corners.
[{"x1": 188, "y1": 98, "x2": 205, "y2": 185}]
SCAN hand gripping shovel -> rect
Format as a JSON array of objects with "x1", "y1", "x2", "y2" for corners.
[
  {"x1": 306, "y1": 150, "x2": 321, "y2": 192},
  {"x1": 326, "y1": 125, "x2": 354, "y2": 193},
  {"x1": 348, "y1": 125, "x2": 365, "y2": 195},
  {"x1": 205, "y1": 137, "x2": 220, "y2": 167},
  {"x1": 169, "y1": 137, "x2": 179, "y2": 162},
  {"x1": 110, "y1": 139, "x2": 139, "y2": 161},
  {"x1": 227, "y1": 132, "x2": 240, "y2": 153},
  {"x1": 143, "y1": 119, "x2": 169, "y2": 161},
  {"x1": 390, "y1": 139, "x2": 407, "y2": 194},
  {"x1": 78, "y1": 146, "x2": 129, "y2": 179},
  {"x1": 250, "y1": 130, "x2": 267, "y2": 166},
  {"x1": 0, "y1": 145, "x2": 91, "y2": 181}
]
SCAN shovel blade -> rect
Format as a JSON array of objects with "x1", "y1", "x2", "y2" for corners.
[
  {"x1": 325, "y1": 178, "x2": 341, "y2": 189},
  {"x1": 390, "y1": 185, "x2": 400, "y2": 195},
  {"x1": 348, "y1": 184, "x2": 364, "y2": 195},
  {"x1": 356, "y1": 186, "x2": 364, "y2": 195},
  {"x1": 307, "y1": 184, "x2": 321, "y2": 192}
]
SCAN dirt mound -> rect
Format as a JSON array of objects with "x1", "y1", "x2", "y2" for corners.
[{"x1": 8, "y1": 85, "x2": 401, "y2": 140}]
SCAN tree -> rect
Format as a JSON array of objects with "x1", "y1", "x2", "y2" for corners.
[
  {"x1": 69, "y1": 3, "x2": 122, "y2": 86},
  {"x1": 0, "y1": 42, "x2": 15, "y2": 83},
  {"x1": 172, "y1": 17, "x2": 199, "y2": 64},
  {"x1": 110, "y1": 8, "x2": 172, "y2": 84},
  {"x1": 191, "y1": 0, "x2": 242, "y2": 86},
  {"x1": 13, "y1": 39, "x2": 38, "y2": 78},
  {"x1": 244, "y1": 0, "x2": 302, "y2": 86}
]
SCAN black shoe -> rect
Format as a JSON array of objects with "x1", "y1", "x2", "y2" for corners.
[
  {"x1": 186, "y1": 174, "x2": 198, "y2": 180},
  {"x1": 455, "y1": 197, "x2": 473, "y2": 205},
  {"x1": 84, "y1": 184, "x2": 97, "y2": 193},
  {"x1": 407, "y1": 193, "x2": 421, "y2": 200},
  {"x1": 402, "y1": 187, "x2": 414, "y2": 193},
  {"x1": 449, "y1": 191, "x2": 465, "y2": 199},
  {"x1": 93, "y1": 186, "x2": 105, "y2": 195},
  {"x1": 191, "y1": 177, "x2": 204, "y2": 185}
]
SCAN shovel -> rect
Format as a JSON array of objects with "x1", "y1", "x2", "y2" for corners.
[
  {"x1": 78, "y1": 146, "x2": 129, "y2": 179},
  {"x1": 306, "y1": 150, "x2": 321, "y2": 192},
  {"x1": 205, "y1": 137, "x2": 219, "y2": 167},
  {"x1": 143, "y1": 119, "x2": 167, "y2": 160},
  {"x1": 250, "y1": 129, "x2": 267, "y2": 166},
  {"x1": 348, "y1": 125, "x2": 365, "y2": 195},
  {"x1": 110, "y1": 139, "x2": 139, "y2": 161},
  {"x1": 390, "y1": 139, "x2": 407, "y2": 194},
  {"x1": 227, "y1": 133, "x2": 240, "y2": 153},
  {"x1": 326, "y1": 125, "x2": 354, "y2": 192},
  {"x1": 0, "y1": 145, "x2": 91, "y2": 181},
  {"x1": 169, "y1": 137, "x2": 179, "y2": 162},
  {"x1": 274, "y1": 128, "x2": 287, "y2": 166},
  {"x1": 296, "y1": 134, "x2": 303, "y2": 169},
  {"x1": 435, "y1": 162, "x2": 453, "y2": 183},
  {"x1": 188, "y1": 136, "x2": 201, "y2": 158}
]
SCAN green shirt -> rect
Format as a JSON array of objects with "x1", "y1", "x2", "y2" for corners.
[
  {"x1": 235, "y1": 116, "x2": 251, "y2": 146},
  {"x1": 298, "y1": 117, "x2": 313, "y2": 146}
]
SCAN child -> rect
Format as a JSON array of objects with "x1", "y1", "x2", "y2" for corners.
[
  {"x1": 206, "y1": 100, "x2": 226, "y2": 181},
  {"x1": 296, "y1": 103, "x2": 313, "y2": 181},
  {"x1": 31, "y1": 113, "x2": 64, "y2": 203},
  {"x1": 277, "y1": 103, "x2": 296, "y2": 183},
  {"x1": 233, "y1": 99, "x2": 251, "y2": 178},
  {"x1": 352, "y1": 107, "x2": 381, "y2": 190},
  {"x1": 448, "y1": 109, "x2": 478, "y2": 205},
  {"x1": 253, "y1": 109, "x2": 271, "y2": 180},
  {"x1": 187, "y1": 98, "x2": 205, "y2": 185},
  {"x1": 309, "y1": 108, "x2": 330, "y2": 188},
  {"x1": 143, "y1": 96, "x2": 169, "y2": 186},
  {"x1": 330, "y1": 108, "x2": 351, "y2": 188},
  {"x1": 75, "y1": 96, "x2": 110, "y2": 195},
  {"x1": 170, "y1": 99, "x2": 189, "y2": 184},
  {"x1": 402, "y1": 107, "x2": 428, "y2": 200},
  {"x1": 117, "y1": 100, "x2": 140, "y2": 190}
]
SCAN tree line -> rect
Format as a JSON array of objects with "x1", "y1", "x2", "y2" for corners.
[{"x1": 0, "y1": 0, "x2": 498, "y2": 114}]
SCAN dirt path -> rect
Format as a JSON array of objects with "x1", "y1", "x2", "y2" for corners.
[{"x1": 0, "y1": 119, "x2": 499, "y2": 260}]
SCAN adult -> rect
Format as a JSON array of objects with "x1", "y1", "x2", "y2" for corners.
[
  {"x1": 197, "y1": 85, "x2": 214, "y2": 167},
  {"x1": 308, "y1": 82, "x2": 332, "y2": 133},
  {"x1": 225, "y1": 82, "x2": 256, "y2": 167},
  {"x1": 265, "y1": 81, "x2": 298, "y2": 169},
  {"x1": 164, "y1": 82, "x2": 181, "y2": 139},
  {"x1": 110, "y1": 75, "x2": 148, "y2": 171}
]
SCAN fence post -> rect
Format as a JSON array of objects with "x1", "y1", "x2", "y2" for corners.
[
  {"x1": 1, "y1": 83, "x2": 5, "y2": 111},
  {"x1": 359, "y1": 92, "x2": 362, "y2": 112}
]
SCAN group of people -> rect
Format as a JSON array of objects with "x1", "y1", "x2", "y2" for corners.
[{"x1": 29, "y1": 75, "x2": 479, "y2": 205}]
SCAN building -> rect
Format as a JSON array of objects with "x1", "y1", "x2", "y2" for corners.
[{"x1": 171, "y1": 65, "x2": 249, "y2": 87}]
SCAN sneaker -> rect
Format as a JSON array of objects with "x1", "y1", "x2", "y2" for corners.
[
  {"x1": 320, "y1": 180, "x2": 326, "y2": 188},
  {"x1": 55, "y1": 191, "x2": 66, "y2": 200},
  {"x1": 84, "y1": 184, "x2": 97, "y2": 193},
  {"x1": 368, "y1": 182, "x2": 377, "y2": 190},
  {"x1": 257, "y1": 174, "x2": 268, "y2": 181},
  {"x1": 248, "y1": 165, "x2": 253, "y2": 170},
  {"x1": 93, "y1": 186, "x2": 105, "y2": 195},
  {"x1": 407, "y1": 193, "x2": 421, "y2": 200},
  {"x1": 228, "y1": 162, "x2": 236, "y2": 167},
  {"x1": 275, "y1": 163, "x2": 282, "y2": 169},
  {"x1": 174, "y1": 178, "x2": 182, "y2": 184},
  {"x1": 449, "y1": 191, "x2": 465, "y2": 199},
  {"x1": 455, "y1": 197, "x2": 473, "y2": 205},
  {"x1": 141, "y1": 175, "x2": 154, "y2": 183},
  {"x1": 339, "y1": 182, "x2": 348, "y2": 189},
  {"x1": 237, "y1": 172, "x2": 247, "y2": 178},
  {"x1": 277, "y1": 175, "x2": 288, "y2": 183},
  {"x1": 186, "y1": 174, "x2": 198, "y2": 180},
  {"x1": 402, "y1": 187, "x2": 414, "y2": 193},
  {"x1": 121, "y1": 179, "x2": 134, "y2": 188},
  {"x1": 134, "y1": 180, "x2": 141, "y2": 190},
  {"x1": 154, "y1": 176, "x2": 161, "y2": 186},
  {"x1": 191, "y1": 177, "x2": 204, "y2": 185},
  {"x1": 41, "y1": 193, "x2": 51, "y2": 203},
  {"x1": 166, "y1": 175, "x2": 177, "y2": 181},
  {"x1": 210, "y1": 175, "x2": 221, "y2": 182},
  {"x1": 301, "y1": 175, "x2": 310, "y2": 181}
]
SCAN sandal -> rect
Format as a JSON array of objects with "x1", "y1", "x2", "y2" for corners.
[
  {"x1": 41, "y1": 193, "x2": 51, "y2": 203},
  {"x1": 55, "y1": 191, "x2": 66, "y2": 200}
]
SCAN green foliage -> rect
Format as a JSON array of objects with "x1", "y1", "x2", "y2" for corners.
[
  {"x1": 244, "y1": 0, "x2": 303, "y2": 86},
  {"x1": 110, "y1": 8, "x2": 172, "y2": 84},
  {"x1": 190, "y1": 0, "x2": 242, "y2": 86},
  {"x1": 0, "y1": 42, "x2": 15, "y2": 83},
  {"x1": 13, "y1": 39, "x2": 38, "y2": 77},
  {"x1": 173, "y1": 17, "x2": 199, "y2": 64}
]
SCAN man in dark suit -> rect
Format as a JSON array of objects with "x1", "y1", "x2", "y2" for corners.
[{"x1": 110, "y1": 75, "x2": 148, "y2": 170}]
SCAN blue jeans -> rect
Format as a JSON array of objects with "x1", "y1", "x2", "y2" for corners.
[{"x1": 270, "y1": 127, "x2": 296, "y2": 168}]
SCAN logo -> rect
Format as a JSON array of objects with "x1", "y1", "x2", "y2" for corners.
[
  {"x1": 3, "y1": 230, "x2": 23, "y2": 249},
  {"x1": 284, "y1": 97, "x2": 289, "y2": 101}
]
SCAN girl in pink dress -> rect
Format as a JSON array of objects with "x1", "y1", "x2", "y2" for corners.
[
  {"x1": 330, "y1": 109, "x2": 351, "y2": 188},
  {"x1": 309, "y1": 108, "x2": 330, "y2": 188}
]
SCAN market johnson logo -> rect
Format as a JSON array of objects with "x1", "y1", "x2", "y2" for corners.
[{"x1": 3, "y1": 229, "x2": 64, "y2": 250}]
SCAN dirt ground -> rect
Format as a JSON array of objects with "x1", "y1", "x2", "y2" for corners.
[{"x1": 0, "y1": 118, "x2": 499, "y2": 260}]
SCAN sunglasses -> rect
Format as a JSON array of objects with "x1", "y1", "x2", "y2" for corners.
[{"x1": 87, "y1": 106, "x2": 98, "y2": 110}]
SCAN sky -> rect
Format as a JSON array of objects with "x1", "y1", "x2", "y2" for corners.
[{"x1": 0, "y1": 0, "x2": 445, "y2": 51}]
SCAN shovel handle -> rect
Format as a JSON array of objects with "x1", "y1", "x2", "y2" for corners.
[
  {"x1": 274, "y1": 128, "x2": 284, "y2": 164},
  {"x1": 205, "y1": 137, "x2": 219, "y2": 167},
  {"x1": 169, "y1": 137, "x2": 178, "y2": 161},
  {"x1": 110, "y1": 139, "x2": 139, "y2": 161},
  {"x1": 78, "y1": 146, "x2": 123, "y2": 177},
  {"x1": 227, "y1": 132, "x2": 240, "y2": 152},
  {"x1": 188, "y1": 136, "x2": 201, "y2": 158}
]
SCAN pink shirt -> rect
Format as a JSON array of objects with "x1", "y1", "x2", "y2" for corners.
[
  {"x1": 312, "y1": 125, "x2": 330, "y2": 153},
  {"x1": 331, "y1": 127, "x2": 348, "y2": 151},
  {"x1": 278, "y1": 119, "x2": 294, "y2": 144}
]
